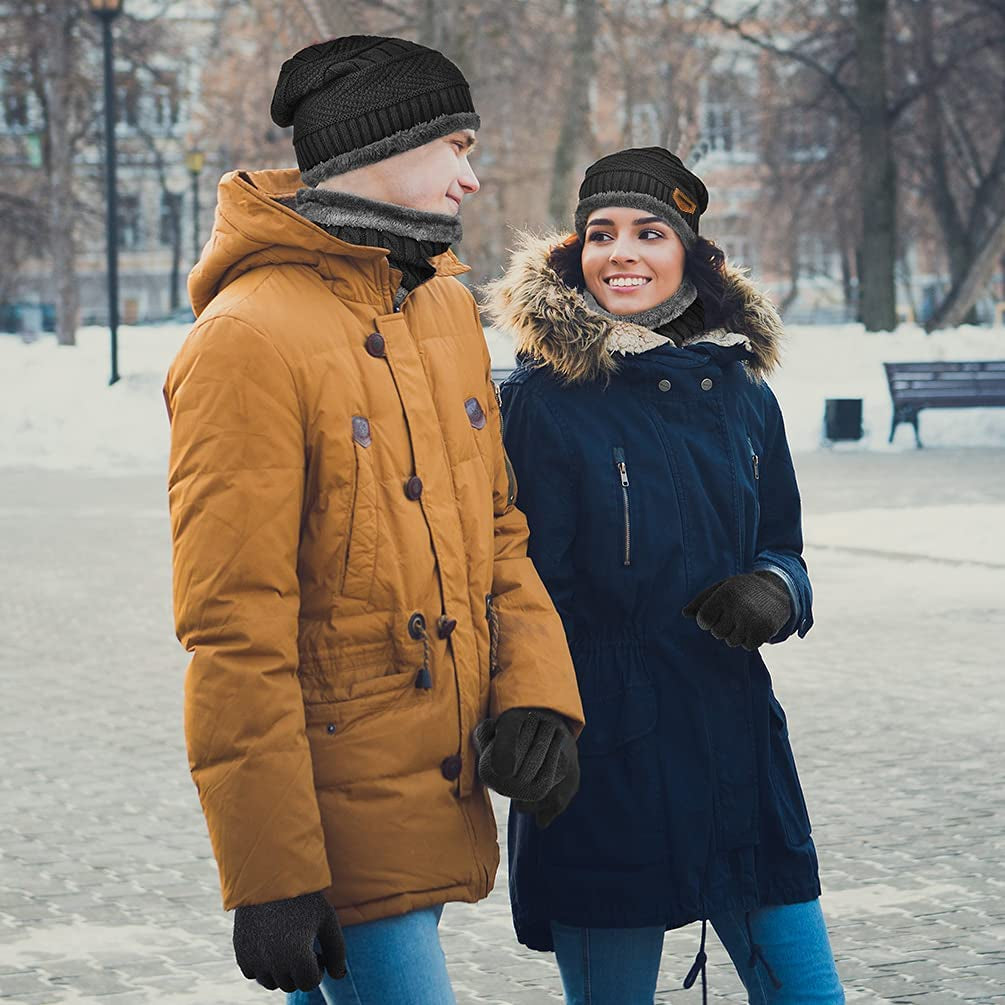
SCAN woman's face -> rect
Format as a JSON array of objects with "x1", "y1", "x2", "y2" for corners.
[{"x1": 581, "y1": 206, "x2": 686, "y2": 314}]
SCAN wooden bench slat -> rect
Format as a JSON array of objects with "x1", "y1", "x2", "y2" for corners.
[{"x1": 883, "y1": 359, "x2": 1005, "y2": 446}]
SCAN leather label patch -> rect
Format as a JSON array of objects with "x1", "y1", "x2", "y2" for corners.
[
  {"x1": 465, "y1": 397, "x2": 487, "y2": 430},
  {"x1": 672, "y1": 187, "x2": 698, "y2": 215},
  {"x1": 352, "y1": 415, "x2": 372, "y2": 448}
]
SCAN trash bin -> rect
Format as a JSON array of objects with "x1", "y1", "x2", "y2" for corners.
[{"x1": 824, "y1": 398, "x2": 863, "y2": 441}]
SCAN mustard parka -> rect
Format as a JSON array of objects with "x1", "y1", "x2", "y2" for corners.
[{"x1": 163, "y1": 168, "x2": 585, "y2": 924}]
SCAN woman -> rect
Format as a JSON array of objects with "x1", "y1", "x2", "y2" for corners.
[{"x1": 481, "y1": 148, "x2": 844, "y2": 1004}]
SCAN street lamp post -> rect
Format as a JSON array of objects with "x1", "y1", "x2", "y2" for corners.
[
  {"x1": 89, "y1": 0, "x2": 124, "y2": 386},
  {"x1": 186, "y1": 149, "x2": 205, "y2": 265}
]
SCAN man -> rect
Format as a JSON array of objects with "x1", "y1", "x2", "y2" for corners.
[{"x1": 163, "y1": 35, "x2": 584, "y2": 1004}]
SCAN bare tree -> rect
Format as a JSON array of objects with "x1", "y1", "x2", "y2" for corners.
[{"x1": 548, "y1": 0, "x2": 598, "y2": 226}]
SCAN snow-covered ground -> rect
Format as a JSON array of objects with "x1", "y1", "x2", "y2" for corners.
[{"x1": 2, "y1": 319, "x2": 1004, "y2": 479}]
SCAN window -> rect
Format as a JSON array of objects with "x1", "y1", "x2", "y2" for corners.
[
  {"x1": 797, "y1": 232, "x2": 834, "y2": 279},
  {"x1": 699, "y1": 73, "x2": 758, "y2": 161},
  {"x1": 150, "y1": 77, "x2": 180, "y2": 132},
  {"x1": 159, "y1": 190, "x2": 178, "y2": 246},
  {"x1": 116, "y1": 76, "x2": 140, "y2": 130},
  {"x1": 718, "y1": 234, "x2": 757, "y2": 273},
  {"x1": 628, "y1": 102, "x2": 659, "y2": 146},
  {"x1": 118, "y1": 193, "x2": 142, "y2": 250},
  {"x1": 2, "y1": 72, "x2": 30, "y2": 130}
]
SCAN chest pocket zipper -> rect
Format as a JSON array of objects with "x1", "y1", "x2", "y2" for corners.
[
  {"x1": 747, "y1": 435, "x2": 760, "y2": 481},
  {"x1": 613, "y1": 447, "x2": 631, "y2": 567}
]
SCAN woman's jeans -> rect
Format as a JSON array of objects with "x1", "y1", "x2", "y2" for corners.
[
  {"x1": 550, "y1": 899, "x2": 844, "y2": 1005},
  {"x1": 286, "y1": 904, "x2": 454, "y2": 1005}
]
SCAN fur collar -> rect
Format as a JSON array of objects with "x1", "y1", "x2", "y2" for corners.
[{"x1": 480, "y1": 231, "x2": 784, "y2": 385}]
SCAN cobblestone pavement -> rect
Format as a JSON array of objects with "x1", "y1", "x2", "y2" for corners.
[{"x1": 1, "y1": 448, "x2": 1003, "y2": 1004}]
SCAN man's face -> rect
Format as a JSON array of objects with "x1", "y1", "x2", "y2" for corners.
[{"x1": 320, "y1": 129, "x2": 480, "y2": 214}]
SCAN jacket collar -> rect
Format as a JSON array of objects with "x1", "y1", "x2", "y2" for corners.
[{"x1": 481, "y1": 231, "x2": 784, "y2": 385}]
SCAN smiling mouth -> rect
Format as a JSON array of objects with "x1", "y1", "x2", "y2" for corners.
[{"x1": 605, "y1": 277, "x2": 652, "y2": 289}]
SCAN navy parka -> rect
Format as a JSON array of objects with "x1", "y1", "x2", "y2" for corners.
[{"x1": 484, "y1": 233, "x2": 822, "y2": 952}]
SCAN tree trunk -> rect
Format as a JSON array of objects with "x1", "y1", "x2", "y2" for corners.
[
  {"x1": 917, "y1": 0, "x2": 979, "y2": 327},
  {"x1": 855, "y1": 0, "x2": 898, "y2": 331},
  {"x1": 548, "y1": 0, "x2": 598, "y2": 227},
  {"x1": 926, "y1": 209, "x2": 1005, "y2": 331},
  {"x1": 169, "y1": 192, "x2": 182, "y2": 314},
  {"x1": 46, "y1": 1, "x2": 79, "y2": 346},
  {"x1": 840, "y1": 241, "x2": 855, "y2": 320}
]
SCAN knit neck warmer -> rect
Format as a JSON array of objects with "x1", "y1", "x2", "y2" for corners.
[
  {"x1": 293, "y1": 187, "x2": 462, "y2": 307},
  {"x1": 582, "y1": 275, "x2": 706, "y2": 349}
]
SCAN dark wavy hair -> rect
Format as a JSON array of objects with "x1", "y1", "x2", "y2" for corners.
[{"x1": 546, "y1": 231, "x2": 736, "y2": 329}]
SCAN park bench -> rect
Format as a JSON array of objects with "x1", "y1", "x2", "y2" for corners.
[{"x1": 884, "y1": 360, "x2": 1005, "y2": 447}]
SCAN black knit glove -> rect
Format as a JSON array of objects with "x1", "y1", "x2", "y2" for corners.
[
  {"x1": 682, "y1": 570, "x2": 792, "y2": 650},
  {"x1": 233, "y1": 890, "x2": 346, "y2": 993},
  {"x1": 473, "y1": 707, "x2": 580, "y2": 828}
]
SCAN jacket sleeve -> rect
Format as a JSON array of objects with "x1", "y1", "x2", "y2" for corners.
[
  {"x1": 751, "y1": 383, "x2": 814, "y2": 643},
  {"x1": 163, "y1": 315, "x2": 331, "y2": 910},
  {"x1": 475, "y1": 345, "x2": 583, "y2": 733}
]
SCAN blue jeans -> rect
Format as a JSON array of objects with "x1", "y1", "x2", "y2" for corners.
[
  {"x1": 286, "y1": 904, "x2": 454, "y2": 1005},
  {"x1": 550, "y1": 899, "x2": 844, "y2": 1005}
]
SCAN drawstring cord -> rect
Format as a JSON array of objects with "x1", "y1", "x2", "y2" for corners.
[
  {"x1": 486, "y1": 594, "x2": 501, "y2": 678},
  {"x1": 682, "y1": 917, "x2": 708, "y2": 1005},
  {"x1": 744, "y1": 910, "x2": 783, "y2": 990},
  {"x1": 410, "y1": 614, "x2": 433, "y2": 690}
]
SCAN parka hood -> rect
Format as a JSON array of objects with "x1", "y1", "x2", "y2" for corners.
[
  {"x1": 187, "y1": 168, "x2": 469, "y2": 318},
  {"x1": 481, "y1": 231, "x2": 784, "y2": 384}
]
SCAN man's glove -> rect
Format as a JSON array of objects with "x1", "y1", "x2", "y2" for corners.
[
  {"x1": 473, "y1": 707, "x2": 580, "y2": 828},
  {"x1": 233, "y1": 890, "x2": 346, "y2": 993},
  {"x1": 682, "y1": 570, "x2": 792, "y2": 651}
]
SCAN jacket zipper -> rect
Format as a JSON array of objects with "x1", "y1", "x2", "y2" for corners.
[
  {"x1": 485, "y1": 593, "x2": 501, "y2": 678},
  {"x1": 747, "y1": 435, "x2": 759, "y2": 480},
  {"x1": 613, "y1": 447, "x2": 631, "y2": 566}
]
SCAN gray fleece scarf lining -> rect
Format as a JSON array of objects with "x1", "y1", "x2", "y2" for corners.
[
  {"x1": 582, "y1": 275, "x2": 698, "y2": 330},
  {"x1": 301, "y1": 112, "x2": 482, "y2": 186},
  {"x1": 293, "y1": 187, "x2": 463, "y2": 245}
]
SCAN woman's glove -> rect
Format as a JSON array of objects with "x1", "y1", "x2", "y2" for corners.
[
  {"x1": 682, "y1": 570, "x2": 792, "y2": 650},
  {"x1": 473, "y1": 707, "x2": 580, "y2": 827},
  {"x1": 233, "y1": 890, "x2": 346, "y2": 993}
]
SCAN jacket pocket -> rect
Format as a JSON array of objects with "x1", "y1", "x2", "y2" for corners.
[
  {"x1": 767, "y1": 692, "x2": 812, "y2": 846},
  {"x1": 341, "y1": 417, "x2": 378, "y2": 603},
  {"x1": 612, "y1": 446, "x2": 631, "y2": 567}
]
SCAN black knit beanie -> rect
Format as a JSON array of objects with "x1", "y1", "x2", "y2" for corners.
[
  {"x1": 573, "y1": 147, "x2": 709, "y2": 250},
  {"x1": 271, "y1": 35, "x2": 480, "y2": 187}
]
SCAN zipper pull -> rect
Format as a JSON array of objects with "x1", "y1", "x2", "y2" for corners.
[
  {"x1": 747, "y1": 436, "x2": 759, "y2": 480},
  {"x1": 613, "y1": 447, "x2": 629, "y2": 486}
]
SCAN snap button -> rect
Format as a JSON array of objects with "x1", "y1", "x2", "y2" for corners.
[
  {"x1": 404, "y1": 475, "x2": 423, "y2": 500},
  {"x1": 365, "y1": 332, "x2": 386, "y2": 358},
  {"x1": 326, "y1": 723, "x2": 336, "y2": 735},
  {"x1": 408, "y1": 612, "x2": 426, "y2": 639},
  {"x1": 437, "y1": 616, "x2": 457, "y2": 639},
  {"x1": 440, "y1": 755, "x2": 462, "y2": 781},
  {"x1": 701, "y1": 377, "x2": 713, "y2": 391},
  {"x1": 658, "y1": 379, "x2": 672, "y2": 392}
]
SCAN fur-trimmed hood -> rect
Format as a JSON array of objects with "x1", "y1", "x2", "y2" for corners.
[{"x1": 481, "y1": 231, "x2": 784, "y2": 385}]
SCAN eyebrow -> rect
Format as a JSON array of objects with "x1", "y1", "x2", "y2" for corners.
[{"x1": 587, "y1": 216, "x2": 667, "y2": 228}]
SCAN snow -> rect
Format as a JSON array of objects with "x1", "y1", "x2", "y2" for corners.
[
  {"x1": 805, "y1": 504, "x2": 1005, "y2": 567},
  {"x1": 2, "y1": 319, "x2": 1004, "y2": 477}
]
